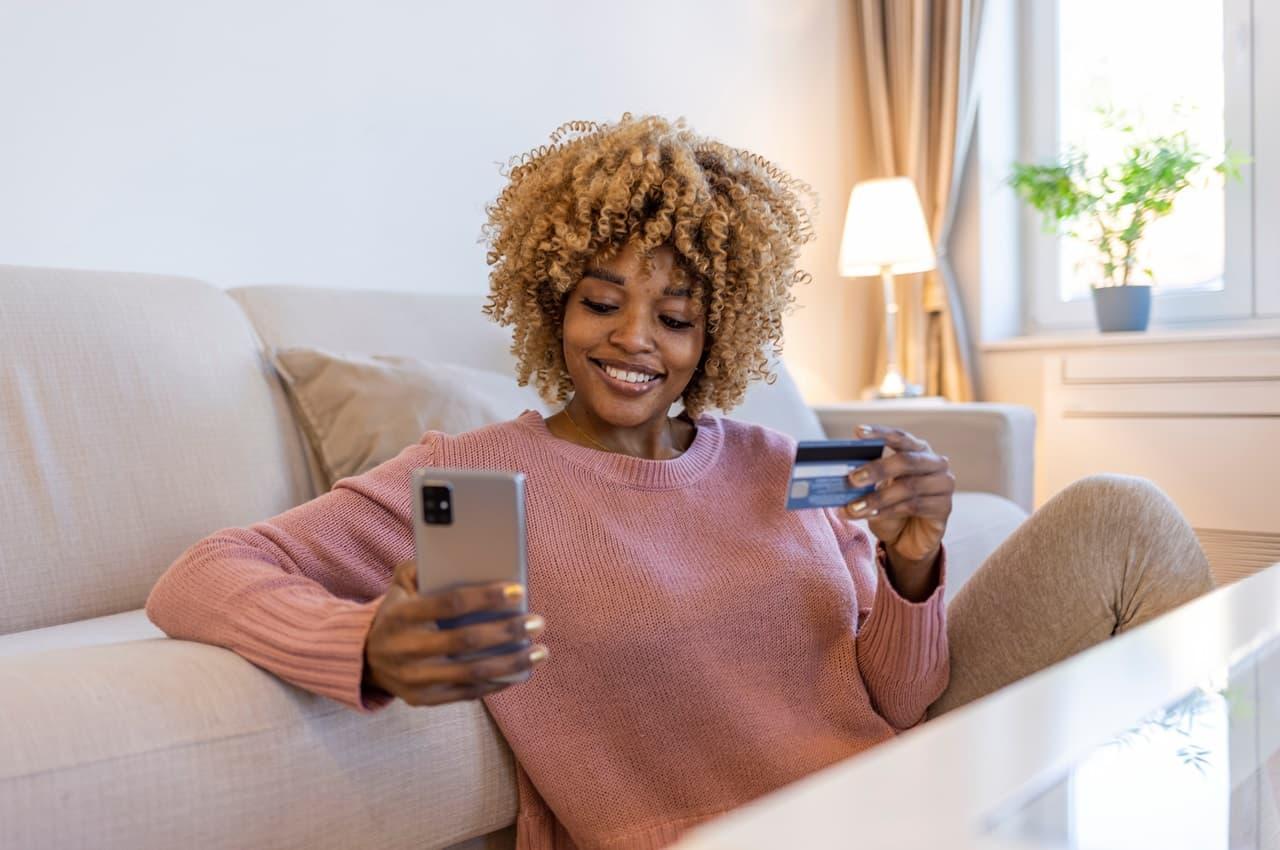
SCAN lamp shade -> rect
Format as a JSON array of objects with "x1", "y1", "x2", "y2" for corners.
[{"x1": 837, "y1": 177, "x2": 937, "y2": 277}]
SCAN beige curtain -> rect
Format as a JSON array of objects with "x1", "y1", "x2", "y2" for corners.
[{"x1": 852, "y1": 0, "x2": 983, "y2": 401}]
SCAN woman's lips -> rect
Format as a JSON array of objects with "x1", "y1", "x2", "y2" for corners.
[{"x1": 591, "y1": 359, "x2": 663, "y2": 396}]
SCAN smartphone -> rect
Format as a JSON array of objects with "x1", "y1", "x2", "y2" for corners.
[
  {"x1": 412, "y1": 467, "x2": 530, "y2": 683},
  {"x1": 785, "y1": 438, "x2": 886, "y2": 510}
]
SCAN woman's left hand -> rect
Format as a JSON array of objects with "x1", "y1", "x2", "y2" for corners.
[{"x1": 841, "y1": 425, "x2": 955, "y2": 570}]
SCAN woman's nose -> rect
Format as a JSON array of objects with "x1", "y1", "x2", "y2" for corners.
[{"x1": 609, "y1": 309, "x2": 657, "y2": 352}]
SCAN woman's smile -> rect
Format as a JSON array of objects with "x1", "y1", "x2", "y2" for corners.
[{"x1": 589, "y1": 357, "x2": 665, "y2": 396}]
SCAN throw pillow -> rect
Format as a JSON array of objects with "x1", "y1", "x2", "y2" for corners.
[{"x1": 270, "y1": 346, "x2": 550, "y2": 489}]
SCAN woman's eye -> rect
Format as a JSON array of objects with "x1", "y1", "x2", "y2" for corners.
[
  {"x1": 580, "y1": 298, "x2": 692, "y2": 330},
  {"x1": 580, "y1": 298, "x2": 616, "y2": 314}
]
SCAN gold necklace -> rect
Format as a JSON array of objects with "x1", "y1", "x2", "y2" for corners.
[
  {"x1": 560, "y1": 406, "x2": 690, "y2": 458},
  {"x1": 561, "y1": 406, "x2": 614, "y2": 452}
]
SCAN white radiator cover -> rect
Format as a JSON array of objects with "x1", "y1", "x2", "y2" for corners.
[
  {"x1": 1194, "y1": 529, "x2": 1280, "y2": 585},
  {"x1": 1041, "y1": 351, "x2": 1280, "y2": 584}
]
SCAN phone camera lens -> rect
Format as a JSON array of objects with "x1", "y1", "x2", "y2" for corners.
[{"x1": 422, "y1": 484, "x2": 453, "y2": 525}]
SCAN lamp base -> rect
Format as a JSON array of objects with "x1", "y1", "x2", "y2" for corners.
[
  {"x1": 875, "y1": 385, "x2": 925, "y2": 400},
  {"x1": 862, "y1": 383, "x2": 926, "y2": 400},
  {"x1": 868, "y1": 366, "x2": 924, "y2": 400},
  {"x1": 865, "y1": 384, "x2": 926, "y2": 399}
]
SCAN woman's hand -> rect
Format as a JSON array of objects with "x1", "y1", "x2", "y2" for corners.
[
  {"x1": 841, "y1": 425, "x2": 955, "y2": 593},
  {"x1": 363, "y1": 559, "x2": 549, "y2": 707}
]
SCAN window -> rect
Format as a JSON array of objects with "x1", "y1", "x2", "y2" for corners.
[
  {"x1": 1057, "y1": 1, "x2": 1226, "y2": 301},
  {"x1": 1019, "y1": 0, "x2": 1278, "y2": 332}
]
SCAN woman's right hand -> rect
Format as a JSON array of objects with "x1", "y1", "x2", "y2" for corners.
[{"x1": 362, "y1": 558, "x2": 549, "y2": 707}]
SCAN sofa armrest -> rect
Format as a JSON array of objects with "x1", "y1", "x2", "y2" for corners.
[{"x1": 813, "y1": 402, "x2": 1036, "y2": 513}]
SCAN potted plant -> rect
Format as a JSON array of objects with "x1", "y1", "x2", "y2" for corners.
[{"x1": 1009, "y1": 114, "x2": 1244, "y2": 332}]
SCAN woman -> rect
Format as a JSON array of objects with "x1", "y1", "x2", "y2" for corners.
[{"x1": 146, "y1": 113, "x2": 1215, "y2": 849}]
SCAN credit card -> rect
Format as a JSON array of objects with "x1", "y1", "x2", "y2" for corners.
[{"x1": 785, "y1": 438, "x2": 886, "y2": 510}]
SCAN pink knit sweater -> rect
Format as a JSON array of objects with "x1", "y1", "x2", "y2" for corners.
[{"x1": 146, "y1": 409, "x2": 949, "y2": 849}]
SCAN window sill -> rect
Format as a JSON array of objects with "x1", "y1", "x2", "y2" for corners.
[{"x1": 980, "y1": 323, "x2": 1280, "y2": 353}]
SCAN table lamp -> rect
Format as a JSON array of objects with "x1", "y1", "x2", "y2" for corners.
[{"x1": 838, "y1": 176, "x2": 936, "y2": 399}]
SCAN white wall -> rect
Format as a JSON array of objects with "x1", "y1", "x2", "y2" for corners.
[{"x1": 0, "y1": 0, "x2": 875, "y2": 402}]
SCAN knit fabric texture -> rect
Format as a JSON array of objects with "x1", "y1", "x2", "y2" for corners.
[{"x1": 146, "y1": 409, "x2": 949, "y2": 849}]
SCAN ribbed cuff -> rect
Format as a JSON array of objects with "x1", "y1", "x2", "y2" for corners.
[
  {"x1": 230, "y1": 587, "x2": 396, "y2": 714},
  {"x1": 859, "y1": 542, "x2": 948, "y2": 680}
]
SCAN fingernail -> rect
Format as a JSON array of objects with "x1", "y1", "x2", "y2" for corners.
[
  {"x1": 850, "y1": 500, "x2": 867, "y2": 514},
  {"x1": 850, "y1": 469, "x2": 870, "y2": 486},
  {"x1": 524, "y1": 614, "x2": 545, "y2": 634},
  {"x1": 857, "y1": 425, "x2": 872, "y2": 436},
  {"x1": 530, "y1": 646, "x2": 549, "y2": 663},
  {"x1": 503, "y1": 584, "x2": 525, "y2": 602}
]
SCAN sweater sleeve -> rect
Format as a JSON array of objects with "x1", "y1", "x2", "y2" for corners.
[
  {"x1": 144, "y1": 436, "x2": 439, "y2": 714},
  {"x1": 823, "y1": 509, "x2": 950, "y2": 731},
  {"x1": 855, "y1": 540, "x2": 950, "y2": 730}
]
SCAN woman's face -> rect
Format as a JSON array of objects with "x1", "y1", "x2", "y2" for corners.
[{"x1": 561, "y1": 242, "x2": 706, "y2": 428}]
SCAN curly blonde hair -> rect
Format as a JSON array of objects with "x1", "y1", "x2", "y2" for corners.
[{"x1": 481, "y1": 113, "x2": 818, "y2": 417}]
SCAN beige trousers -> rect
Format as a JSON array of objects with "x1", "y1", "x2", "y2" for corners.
[{"x1": 928, "y1": 474, "x2": 1217, "y2": 719}]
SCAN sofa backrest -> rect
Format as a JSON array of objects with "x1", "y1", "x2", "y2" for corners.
[
  {"x1": 229, "y1": 285, "x2": 827, "y2": 442},
  {"x1": 0, "y1": 266, "x2": 313, "y2": 635},
  {"x1": 229, "y1": 286, "x2": 524, "y2": 375}
]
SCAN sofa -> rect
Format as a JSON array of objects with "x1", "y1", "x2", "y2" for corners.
[{"x1": 0, "y1": 264, "x2": 1034, "y2": 849}]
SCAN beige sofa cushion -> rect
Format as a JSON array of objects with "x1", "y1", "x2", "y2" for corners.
[
  {"x1": 0, "y1": 609, "x2": 163, "y2": 658},
  {"x1": 271, "y1": 347, "x2": 550, "y2": 488},
  {"x1": 0, "y1": 636, "x2": 516, "y2": 849},
  {"x1": 0, "y1": 265, "x2": 313, "y2": 635}
]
